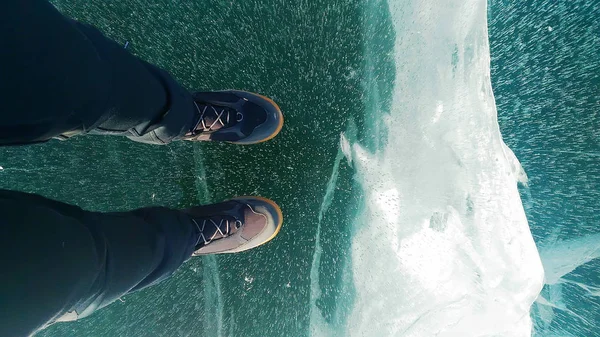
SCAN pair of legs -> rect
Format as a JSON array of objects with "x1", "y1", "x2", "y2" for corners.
[{"x1": 0, "y1": 1, "x2": 283, "y2": 336}]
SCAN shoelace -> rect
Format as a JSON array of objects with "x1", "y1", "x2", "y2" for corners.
[
  {"x1": 192, "y1": 216, "x2": 244, "y2": 247},
  {"x1": 191, "y1": 101, "x2": 243, "y2": 134}
]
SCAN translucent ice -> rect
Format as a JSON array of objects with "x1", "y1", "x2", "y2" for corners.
[{"x1": 342, "y1": 0, "x2": 545, "y2": 335}]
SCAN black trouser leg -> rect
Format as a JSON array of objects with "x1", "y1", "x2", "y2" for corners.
[
  {"x1": 0, "y1": 190, "x2": 199, "y2": 337},
  {"x1": 0, "y1": 0, "x2": 197, "y2": 145}
]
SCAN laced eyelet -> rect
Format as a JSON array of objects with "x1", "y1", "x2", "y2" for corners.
[
  {"x1": 193, "y1": 217, "x2": 237, "y2": 248},
  {"x1": 235, "y1": 220, "x2": 243, "y2": 229},
  {"x1": 192, "y1": 101, "x2": 235, "y2": 133}
]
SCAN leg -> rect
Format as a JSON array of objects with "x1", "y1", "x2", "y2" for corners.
[
  {"x1": 0, "y1": 189, "x2": 282, "y2": 337},
  {"x1": 0, "y1": 0, "x2": 197, "y2": 145},
  {"x1": 0, "y1": 0, "x2": 283, "y2": 147},
  {"x1": 0, "y1": 190, "x2": 198, "y2": 337}
]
